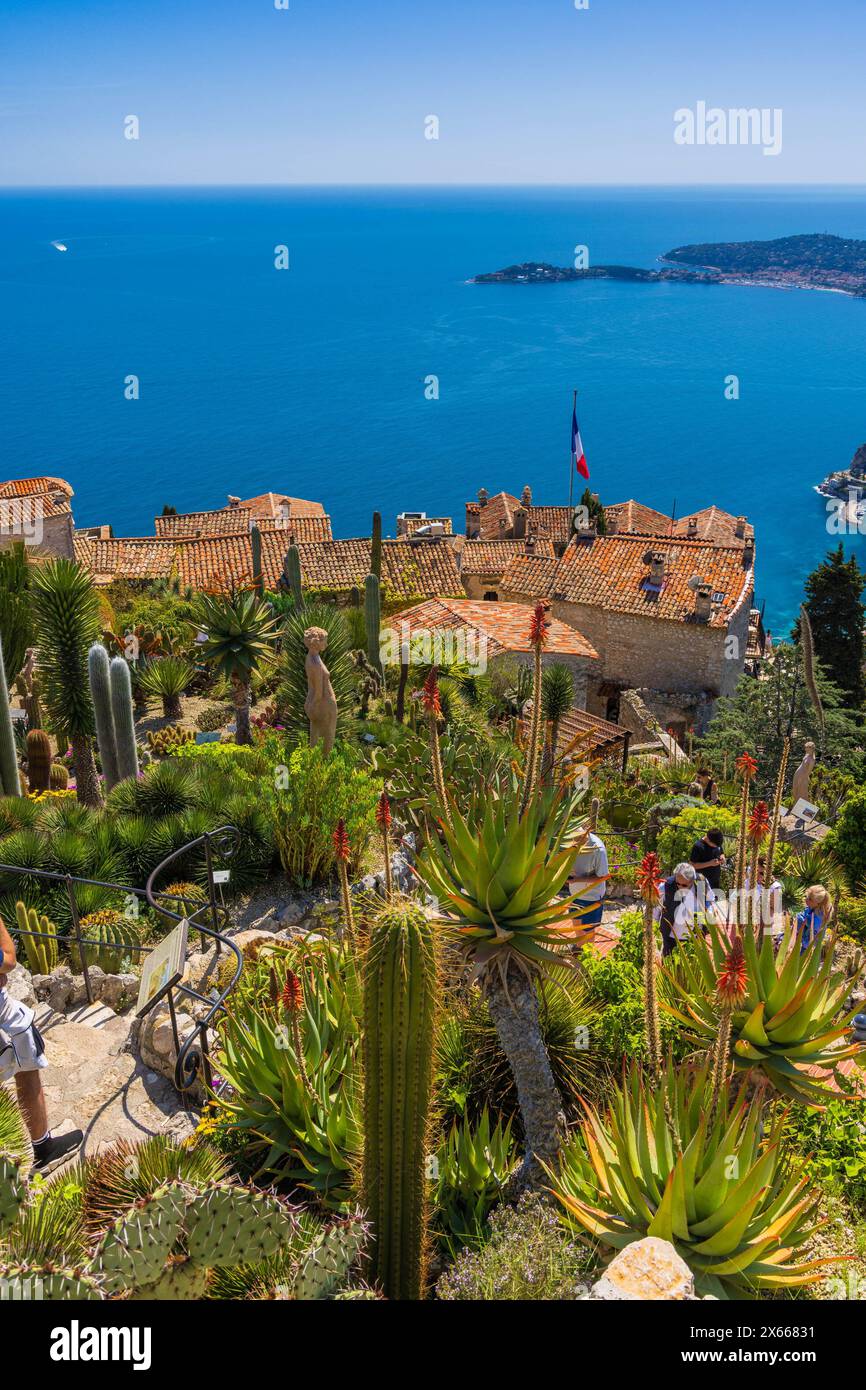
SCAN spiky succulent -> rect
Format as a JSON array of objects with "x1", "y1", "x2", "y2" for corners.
[
  {"x1": 551, "y1": 1062, "x2": 833, "y2": 1298},
  {"x1": 664, "y1": 919, "x2": 863, "y2": 1103},
  {"x1": 420, "y1": 782, "x2": 590, "y2": 983}
]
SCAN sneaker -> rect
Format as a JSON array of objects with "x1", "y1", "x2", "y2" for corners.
[{"x1": 32, "y1": 1130, "x2": 83, "y2": 1174}]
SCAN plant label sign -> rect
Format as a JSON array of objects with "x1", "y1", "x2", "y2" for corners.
[
  {"x1": 212, "y1": 869, "x2": 230, "y2": 884},
  {"x1": 136, "y1": 919, "x2": 188, "y2": 1016}
]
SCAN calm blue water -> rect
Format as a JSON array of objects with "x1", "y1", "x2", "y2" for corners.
[{"x1": 1, "y1": 185, "x2": 865, "y2": 635}]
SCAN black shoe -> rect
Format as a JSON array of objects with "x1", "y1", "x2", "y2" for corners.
[{"x1": 32, "y1": 1130, "x2": 83, "y2": 1174}]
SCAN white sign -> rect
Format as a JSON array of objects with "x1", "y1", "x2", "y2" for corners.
[
  {"x1": 212, "y1": 869, "x2": 230, "y2": 884},
  {"x1": 790, "y1": 798, "x2": 818, "y2": 822},
  {"x1": 136, "y1": 919, "x2": 188, "y2": 1015}
]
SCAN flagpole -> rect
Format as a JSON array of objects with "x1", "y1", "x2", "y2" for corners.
[{"x1": 568, "y1": 389, "x2": 577, "y2": 519}]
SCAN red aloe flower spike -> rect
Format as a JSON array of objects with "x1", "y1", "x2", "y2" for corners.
[
  {"x1": 636, "y1": 851, "x2": 661, "y2": 903},
  {"x1": 421, "y1": 667, "x2": 442, "y2": 718},
  {"x1": 376, "y1": 791, "x2": 392, "y2": 831},
  {"x1": 333, "y1": 818, "x2": 350, "y2": 863},
  {"x1": 735, "y1": 752, "x2": 758, "y2": 781},
  {"x1": 748, "y1": 800, "x2": 770, "y2": 843},
  {"x1": 529, "y1": 600, "x2": 550, "y2": 650},
  {"x1": 281, "y1": 970, "x2": 304, "y2": 1017},
  {"x1": 716, "y1": 936, "x2": 748, "y2": 1007}
]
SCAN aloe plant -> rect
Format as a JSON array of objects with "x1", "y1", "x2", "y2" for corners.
[
  {"x1": 664, "y1": 918, "x2": 863, "y2": 1104},
  {"x1": 551, "y1": 1062, "x2": 832, "y2": 1299}
]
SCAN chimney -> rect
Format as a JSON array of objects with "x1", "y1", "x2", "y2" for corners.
[
  {"x1": 649, "y1": 552, "x2": 666, "y2": 585},
  {"x1": 498, "y1": 517, "x2": 507, "y2": 535},
  {"x1": 605, "y1": 507, "x2": 617, "y2": 534},
  {"x1": 521, "y1": 485, "x2": 532, "y2": 507},
  {"x1": 514, "y1": 506, "x2": 527, "y2": 539},
  {"x1": 524, "y1": 536, "x2": 536, "y2": 555},
  {"x1": 735, "y1": 515, "x2": 747, "y2": 539},
  {"x1": 478, "y1": 488, "x2": 489, "y2": 508},
  {"x1": 227, "y1": 495, "x2": 241, "y2": 508},
  {"x1": 743, "y1": 536, "x2": 755, "y2": 568},
  {"x1": 687, "y1": 516, "x2": 698, "y2": 538},
  {"x1": 694, "y1": 583, "x2": 713, "y2": 622}
]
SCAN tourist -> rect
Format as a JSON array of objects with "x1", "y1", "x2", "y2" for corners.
[
  {"x1": 695, "y1": 769, "x2": 719, "y2": 804},
  {"x1": 796, "y1": 885, "x2": 833, "y2": 953},
  {"x1": 657, "y1": 862, "x2": 719, "y2": 956},
  {"x1": 568, "y1": 828, "x2": 610, "y2": 943},
  {"x1": 745, "y1": 854, "x2": 784, "y2": 940},
  {"x1": 0, "y1": 914, "x2": 82, "y2": 1172},
  {"x1": 689, "y1": 827, "x2": 726, "y2": 891}
]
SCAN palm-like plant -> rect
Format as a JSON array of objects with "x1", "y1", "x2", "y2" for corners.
[
  {"x1": 420, "y1": 781, "x2": 594, "y2": 1186},
  {"x1": 138, "y1": 655, "x2": 196, "y2": 718},
  {"x1": 31, "y1": 559, "x2": 102, "y2": 807},
  {"x1": 551, "y1": 1061, "x2": 832, "y2": 1299},
  {"x1": 540, "y1": 662, "x2": 574, "y2": 780},
  {"x1": 193, "y1": 590, "x2": 278, "y2": 744},
  {"x1": 664, "y1": 919, "x2": 863, "y2": 1103}
]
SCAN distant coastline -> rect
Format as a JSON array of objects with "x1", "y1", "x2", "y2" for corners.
[{"x1": 472, "y1": 233, "x2": 866, "y2": 298}]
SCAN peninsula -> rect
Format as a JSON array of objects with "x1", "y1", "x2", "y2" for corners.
[{"x1": 473, "y1": 233, "x2": 866, "y2": 297}]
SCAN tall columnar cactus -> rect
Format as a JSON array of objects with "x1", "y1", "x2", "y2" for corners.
[
  {"x1": 371, "y1": 511, "x2": 382, "y2": 581},
  {"x1": 364, "y1": 572, "x2": 381, "y2": 675},
  {"x1": 109, "y1": 656, "x2": 139, "y2": 783},
  {"x1": 251, "y1": 523, "x2": 264, "y2": 598},
  {"x1": 25, "y1": 729, "x2": 52, "y2": 793},
  {"x1": 0, "y1": 635, "x2": 21, "y2": 798},
  {"x1": 361, "y1": 900, "x2": 438, "y2": 1301},
  {"x1": 15, "y1": 902, "x2": 58, "y2": 975},
  {"x1": 283, "y1": 544, "x2": 303, "y2": 608},
  {"x1": 88, "y1": 643, "x2": 119, "y2": 789}
]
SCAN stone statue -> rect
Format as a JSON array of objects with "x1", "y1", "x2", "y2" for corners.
[
  {"x1": 304, "y1": 626, "x2": 338, "y2": 754},
  {"x1": 790, "y1": 740, "x2": 817, "y2": 809}
]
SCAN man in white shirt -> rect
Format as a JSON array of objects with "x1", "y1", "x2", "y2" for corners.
[
  {"x1": 568, "y1": 830, "x2": 610, "y2": 938},
  {"x1": 657, "y1": 862, "x2": 721, "y2": 955},
  {"x1": 0, "y1": 913, "x2": 82, "y2": 1172}
]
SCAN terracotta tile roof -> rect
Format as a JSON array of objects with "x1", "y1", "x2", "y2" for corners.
[
  {"x1": 73, "y1": 534, "x2": 94, "y2": 568},
  {"x1": 673, "y1": 507, "x2": 754, "y2": 545},
  {"x1": 255, "y1": 515, "x2": 333, "y2": 543},
  {"x1": 155, "y1": 508, "x2": 253, "y2": 538},
  {"x1": 605, "y1": 500, "x2": 674, "y2": 535},
  {"x1": 401, "y1": 516, "x2": 453, "y2": 536},
  {"x1": 459, "y1": 539, "x2": 556, "y2": 575},
  {"x1": 467, "y1": 493, "x2": 573, "y2": 543},
  {"x1": 286, "y1": 537, "x2": 463, "y2": 600},
  {"x1": 80, "y1": 538, "x2": 176, "y2": 586},
  {"x1": 501, "y1": 534, "x2": 753, "y2": 630},
  {"x1": 526, "y1": 505, "x2": 572, "y2": 542},
  {"x1": 389, "y1": 598, "x2": 598, "y2": 661},
  {"x1": 231, "y1": 492, "x2": 326, "y2": 520},
  {"x1": 175, "y1": 535, "x2": 255, "y2": 592},
  {"x1": 0, "y1": 476, "x2": 73, "y2": 501},
  {"x1": 471, "y1": 492, "x2": 522, "y2": 538}
]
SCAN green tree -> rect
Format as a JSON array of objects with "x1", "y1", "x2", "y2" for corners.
[
  {"x1": 193, "y1": 590, "x2": 278, "y2": 744},
  {"x1": 578, "y1": 487, "x2": 606, "y2": 535},
  {"x1": 698, "y1": 643, "x2": 862, "y2": 799},
  {"x1": 0, "y1": 542, "x2": 32, "y2": 683},
  {"x1": 801, "y1": 545, "x2": 865, "y2": 706},
  {"x1": 31, "y1": 559, "x2": 102, "y2": 807}
]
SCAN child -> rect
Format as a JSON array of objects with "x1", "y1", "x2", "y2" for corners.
[{"x1": 796, "y1": 885, "x2": 832, "y2": 952}]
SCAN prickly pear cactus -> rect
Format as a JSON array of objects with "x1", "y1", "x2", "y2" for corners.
[
  {"x1": 185, "y1": 1184, "x2": 294, "y2": 1267},
  {"x1": 0, "y1": 1154, "x2": 27, "y2": 1236},
  {"x1": 90, "y1": 1185, "x2": 187, "y2": 1295},
  {"x1": 0, "y1": 1263, "x2": 102, "y2": 1300},
  {"x1": 292, "y1": 1216, "x2": 367, "y2": 1300},
  {"x1": 128, "y1": 1256, "x2": 208, "y2": 1301}
]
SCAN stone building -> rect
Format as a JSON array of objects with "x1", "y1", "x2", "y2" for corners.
[
  {"x1": 0, "y1": 476, "x2": 75, "y2": 559},
  {"x1": 500, "y1": 531, "x2": 754, "y2": 737}
]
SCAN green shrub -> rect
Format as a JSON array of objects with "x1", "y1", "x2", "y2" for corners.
[
  {"x1": 783, "y1": 1097, "x2": 866, "y2": 1211},
  {"x1": 436, "y1": 1194, "x2": 596, "y2": 1301},
  {"x1": 266, "y1": 740, "x2": 378, "y2": 887},
  {"x1": 828, "y1": 789, "x2": 866, "y2": 891},
  {"x1": 579, "y1": 911, "x2": 687, "y2": 1065},
  {"x1": 655, "y1": 804, "x2": 740, "y2": 875}
]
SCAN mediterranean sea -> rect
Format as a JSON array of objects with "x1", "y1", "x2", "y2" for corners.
[{"x1": 1, "y1": 184, "x2": 865, "y2": 636}]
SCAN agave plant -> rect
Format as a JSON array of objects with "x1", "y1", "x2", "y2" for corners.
[
  {"x1": 663, "y1": 919, "x2": 863, "y2": 1104},
  {"x1": 551, "y1": 1061, "x2": 833, "y2": 1298},
  {"x1": 137, "y1": 656, "x2": 196, "y2": 719},
  {"x1": 432, "y1": 1109, "x2": 515, "y2": 1254}
]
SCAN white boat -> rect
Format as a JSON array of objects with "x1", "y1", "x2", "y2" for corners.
[{"x1": 51, "y1": 241, "x2": 68, "y2": 252}]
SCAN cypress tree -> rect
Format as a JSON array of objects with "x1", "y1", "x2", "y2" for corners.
[{"x1": 802, "y1": 545, "x2": 865, "y2": 706}]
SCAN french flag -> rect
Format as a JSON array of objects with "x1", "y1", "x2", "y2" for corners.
[{"x1": 571, "y1": 402, "x2": 589, "y2": 480}]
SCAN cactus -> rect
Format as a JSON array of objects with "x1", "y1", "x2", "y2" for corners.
[
  {"x1": 361, "y1": 900, "x2": 438, "y2": 1300},
  {"x1": 251, "y1": 523, "x2": 264, "y2": 598},
  {"x1": 15, "y1": 901, "x2": 58, "y2": 975},
  {"x1": 364, "y1": 573, "x2": 382, "y2": 675},
  {"x1": 146, "y1": 725, "x2": 194, "y2": 756},
  {"x1": 155, "y1": 880, "x2": 208, "y2": 928},
  {"x1": 25, "y1": 729, "x2": 52, "y2": 793},
  {"x1": 0, "y1": 1154, "x2": 27, "y2": 1235},
  {"x1": 49, "y1": 762, "x2": 69, "y2": 790},
  {"x1": 292, "y1": 1217, "x2": 367, "y2": 1300},
  {"x1": 92, "y1": 1186, "x2": 188, "y2": 1295},
  {"x1": 283, "y1": 544, "x2": 303, "y2": 607},
  {"x1": 371, "y1": 510, "x2": 382, "y2": 580},
  {"x1": 0, "y1": 1264, "x2": 102, "y2": 1300},
  {"x1": 74, "y1": 908, "x2": 140, "y2": 973},
  {"x1": 185, "y1": 1184, "x2": 294, "y2": 1266},
  {"x1": 0, "y1": 635, "x2": 21, "y2": 798},
  {"x1": 109, "y1": 656, "x2": 139, "y2": 783},
  {"x1": 88, "y1": 643, "x2": 119, "y2": 790}
]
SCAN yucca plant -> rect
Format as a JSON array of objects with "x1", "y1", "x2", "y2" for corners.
[
  {"x1": 137, "y1": 656, "x2": 196, "y2": 719},
  {"x1": 420, "y1": 781, "x2": 595, "y2": 1185},
  {"x1": 193, "y1": 590, "x2": 279, "y2": 744},
  {"x1": 664, "y1": 919, "x2": 863, "y2": 1104},
  {"x1": 31, "y1": 559, "x2": 102, "y2": 807},
  {"x1": 551, "y1": 1061, "x2": 833, "y2": 1299}
]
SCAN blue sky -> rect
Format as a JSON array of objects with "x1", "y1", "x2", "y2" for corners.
[{"x1": 1, "y1": 0, "x2": 864, "y2": 185}]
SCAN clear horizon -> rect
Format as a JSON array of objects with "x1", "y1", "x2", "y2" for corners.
[{"x1": 2, "y1": 0, "x2": 864, "y2": 187}]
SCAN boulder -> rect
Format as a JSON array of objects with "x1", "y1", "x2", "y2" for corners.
[
  {"x1": 46, "y1": 964, "x2": 74, "y2": 1013},
  {"x1": 5, "y1": 964, "x2": 35, "y2": 1009},
  {"x1": 102, "y1": 973, "x2": 139, "y2": 1012},
  {"x1": 588, "y1": 1237, "x2": 696, "y2": 1301}
]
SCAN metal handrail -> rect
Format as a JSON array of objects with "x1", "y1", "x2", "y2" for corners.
[{"x1": 0, "y1": 824, "x2": 244, "y2": 1096}]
